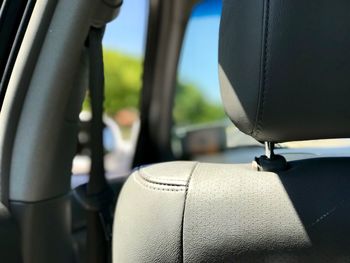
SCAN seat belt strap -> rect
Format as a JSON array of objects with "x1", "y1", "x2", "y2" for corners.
[{"x1": 74, "y1": 26, "x2": 115, "y2": 263}]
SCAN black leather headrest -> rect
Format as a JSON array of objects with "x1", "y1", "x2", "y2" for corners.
[{"x1": 219, "y1": 0, "x2": 350, "y2": 142}]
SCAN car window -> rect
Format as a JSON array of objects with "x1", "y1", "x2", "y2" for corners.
[
  {"x1": 172, "y1": 0, "x2": 255, "y2": 157},
  {"x1": 72, "y1": 0, "x2": 148, "y2": 182},
  {"x1": 174, "y1": 0, "x2": 225, "y2": 128}
]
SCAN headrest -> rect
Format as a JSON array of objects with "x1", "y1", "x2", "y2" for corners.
[{"x1": 219, "y1": 0, "x2": 350, "y2": 142}]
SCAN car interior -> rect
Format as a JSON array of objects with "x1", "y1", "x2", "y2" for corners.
[{"x1": 1, "y1": 0, "x2": 350, "y2": 262}]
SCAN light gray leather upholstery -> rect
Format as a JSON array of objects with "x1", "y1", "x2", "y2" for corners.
[
  {"x1": 113, "y1": 160, "x2": 350, "y2": 262},
  {"x1": 113, "y1": 162, "x2": 194, "y2": 262},
  {"x1": 219, "y1": 0, "x2": 350, "y2": 142}
]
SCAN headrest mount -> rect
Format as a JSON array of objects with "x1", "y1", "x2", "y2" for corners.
[{"x1": 253, "y1": 142, "x2": 288, "y2": 172}]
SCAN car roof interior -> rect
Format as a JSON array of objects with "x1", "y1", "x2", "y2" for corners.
[{"x1": 1, "y1": 0, "x2": 350, "y2": 262}]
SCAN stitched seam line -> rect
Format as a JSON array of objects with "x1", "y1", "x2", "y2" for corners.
[
  {"x1": 139, "y1": 169, "x2": 187, "y2": 187},
  {"x1": 145, "y1": 177, "x2": 188, "y2": 183},
  {"x1": 134, "y1": 172, "x2": 186, "y2": 192},
  {"x1": 140, "y1": 175, "x2": 188, "y2": 184},
  {"x1": 180, "y1": 162, "x2": 199, "y2": 262},
  {"x1": 253, "y1": 0, "x2": 270, "y2": 138},
  {"x1": 140, "y1": 168, "x2": 189, "y2": 184}
]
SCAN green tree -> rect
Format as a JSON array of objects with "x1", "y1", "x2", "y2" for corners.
[
  {"x1": 83, "y1": 49, "x2": 142, "y2": 114},
  {"x1": 173, "y1": 82, "x2": 225, "y2": 126},
  {"x1": 103, "y1": 49, "x2": 142, "y2": 115},
  {"x1": 84, "y1": 49, "x2": 225, "y2": 125}
]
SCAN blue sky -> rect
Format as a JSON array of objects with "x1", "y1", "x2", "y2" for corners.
[{"x1": 103, "y1": 0, "x2": 222, "y2": 102}]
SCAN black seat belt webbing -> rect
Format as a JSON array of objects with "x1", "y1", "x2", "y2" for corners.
[
  {"x1": 88, "y1": 27, "x2": 107, "y2": 195},
  {"x1": 73, "y1": 26, "x2": 115, "y2": 263}
]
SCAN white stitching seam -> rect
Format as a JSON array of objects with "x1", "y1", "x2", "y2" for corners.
[
  {"x1": 134, "y1": 172, "x2": 186, "y2": 192},
  {"x1": 181, "y1": 162, "x2": 199, "y2": 262}
]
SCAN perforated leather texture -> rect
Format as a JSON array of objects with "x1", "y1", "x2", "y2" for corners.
[{"x1": 113, "y1": 159, "x2": 350, "y2": 262}]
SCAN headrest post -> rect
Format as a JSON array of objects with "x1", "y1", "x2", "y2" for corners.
[{"x1": 265, "y1": 142, "x2": 275, "y2": 159}]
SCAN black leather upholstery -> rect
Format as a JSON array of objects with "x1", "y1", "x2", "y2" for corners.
[{"x1": 219, "y1": 0, "x2": 350, "y2": 142}]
